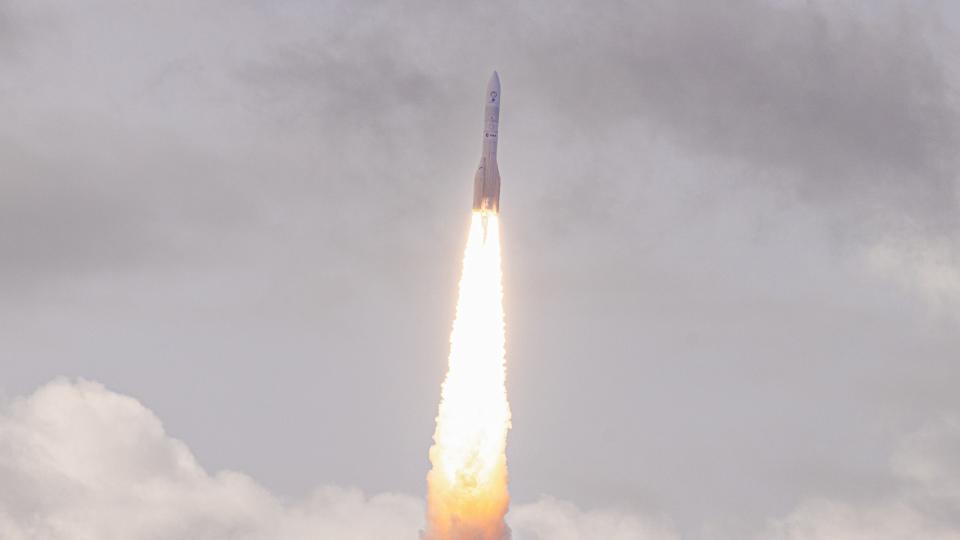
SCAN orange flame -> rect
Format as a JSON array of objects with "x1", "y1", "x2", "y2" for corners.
[{"x1": 424, "y1": 212, "x2": 511, "y2": 540}]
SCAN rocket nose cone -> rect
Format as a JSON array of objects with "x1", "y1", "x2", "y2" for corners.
[
  {"x1": 490, "y1": 71, "x2": 501, "y2": 89},
  {"x1": 487, "y1": 71, "x2": 501, "y2": 104}
]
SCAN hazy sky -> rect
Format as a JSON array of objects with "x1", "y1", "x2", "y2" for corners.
[{"x1": 1, "y1": 1, "x2": 959, "y2": 539}]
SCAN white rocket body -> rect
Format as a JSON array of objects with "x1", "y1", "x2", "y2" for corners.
[{"x1": 472, "y1": 71, "x2": 501, "y2": 213}]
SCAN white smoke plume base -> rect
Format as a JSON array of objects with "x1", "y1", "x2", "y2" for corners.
[
  {"x1": 2, "y1": 379, "x2": 960, "y2": 539},
  {"x1": 424, "y1": 212, "x2": 512, "y2": 540},
  {"x1": 0, "y1": 379, "x2": 676, "y2": 540}
]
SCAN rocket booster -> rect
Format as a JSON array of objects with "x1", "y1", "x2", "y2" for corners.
[{"x1": 473, "y1": 71, "x2": 501, "y2": 213}]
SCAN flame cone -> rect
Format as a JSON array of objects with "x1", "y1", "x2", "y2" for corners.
[{"x1": 424, "y1": 212, "x2": 511, "y2": 540}]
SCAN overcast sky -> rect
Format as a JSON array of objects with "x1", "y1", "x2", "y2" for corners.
[{"x1": 1, "y1": 1, "x2": 959, "y2": 539}]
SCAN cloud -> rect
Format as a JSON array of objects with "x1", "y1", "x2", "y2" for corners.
[
  {"x1": 1, "y1": 0, "x2": 956, "y2": 293},
  {"x1": 491, "y1": 0, "x2": 959, "y2": 224},
  {"x1": 5, "y1": 379, "x2": 960, "y2": 540},
  {"x1": 0, "y1": 379, "x2": 674, "y2": 540},
  {"x1": 762, "y1": 417, "x2": 960, "y2": 540},
  {"x1": 0, "y1": 379, "x2": 422, "y2": 539},
  {"x1": 511, "y1": 498, "x2": 676, "y2": 540},
  {"x1": 892, "y1": 416, "x2": 960, "y2": 504},
  {"x1": 766, "y1": 499, "x2": 960, "y2": 540},
  {"x1": 0, "y1": 0, "x2": 958, "y2": 535},
  {"x1": 864, "y1": 235, "x2": 960, "y2": 316}
]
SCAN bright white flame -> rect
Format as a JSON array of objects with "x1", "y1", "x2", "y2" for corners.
[{"x1": 424, "y1": 212, "x2": 511, "y2": 540}]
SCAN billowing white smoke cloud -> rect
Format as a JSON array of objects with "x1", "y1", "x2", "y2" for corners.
[
  {"x1": 0, "y1": 379, "x2": 675, "y2": 540},
  {"x1": 4, "y1": 379, "x2": 959, "y2": 540},
  {"x1": 511, "y1": 498, "x2": 676, "y2": 540},
  {"x1": 0, "y1": 379, "x2": 422, "y2": 540},
  {"x1": 765, "y1": 499, "x2": 960, "y2": 540},
  {"x1": 762, "y1": 417, "x2": 960, "y2": 540}
]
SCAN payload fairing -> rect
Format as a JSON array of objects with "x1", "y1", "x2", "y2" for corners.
[{"x1": 472, "y1": 71, "x2": 502, "y2": 213}]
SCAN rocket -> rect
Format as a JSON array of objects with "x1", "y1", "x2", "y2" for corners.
[{"x1": 473, "y1": 71, "x2": 501, "y2": 214}]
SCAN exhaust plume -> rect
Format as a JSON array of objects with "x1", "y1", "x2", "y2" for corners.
[{"x1": 424, "y1": 212, "x2": 512, "y2": 540}]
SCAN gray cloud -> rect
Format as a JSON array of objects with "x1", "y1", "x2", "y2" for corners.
[
  {"x1": 516, "y1": 0, "x2": 958, "y2": 232},
  {"x1": 1, "y1": 0, "x2": 956, "y2": 287},
  {"x1": 0, "y1": 1, "x2": 958, "y2": 539}
]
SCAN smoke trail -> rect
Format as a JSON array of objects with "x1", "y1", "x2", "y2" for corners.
[{"x1": 424, "y1": 212, "x2": 511, "y2": 540}]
